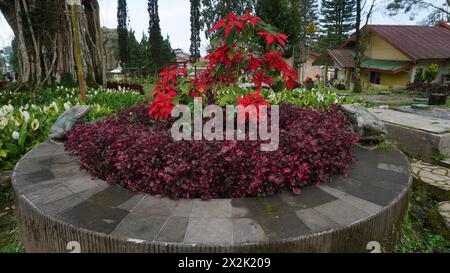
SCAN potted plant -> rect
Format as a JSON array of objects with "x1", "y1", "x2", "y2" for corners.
[
  {"x1": 416, "y1": 64, "x2": 447, "y2": 105},
  {"x1": 304, "y1": 76, "x2": 314, "y2": 90},
  {"x1": 429, "y1": 93, "x2": 447, "y2": 106}
]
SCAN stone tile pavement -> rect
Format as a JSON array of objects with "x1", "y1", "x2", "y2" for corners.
[{"x1": 411, "y1": 161, "x2": 450, "y2": 201}]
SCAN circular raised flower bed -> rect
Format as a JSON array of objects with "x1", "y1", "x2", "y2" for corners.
[
  {"x1": 13, "y1": 141, "x2": 412, "y2": 253},
  {"x1": 64, "y1": 104, "x2": 357, "y2": 200}
]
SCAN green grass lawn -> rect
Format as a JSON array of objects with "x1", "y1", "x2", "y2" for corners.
[
  {"x1": 0, "y1": 189, "x2": 24, "y2": 253},
  {"x1": 392, "y1": 187, "x2": 450, "y2": 253}
]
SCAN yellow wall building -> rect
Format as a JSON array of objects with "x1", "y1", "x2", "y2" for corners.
[{"x1": 313, "y1": 23, "x2": 450, "y2": 89}]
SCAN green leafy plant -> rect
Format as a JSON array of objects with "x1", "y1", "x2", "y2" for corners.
[
  {"x1": 0, "y1": 86, "x2": 143, "y2": 172},
  {"x1": 424, "y1": 64, "x2": 440, "y2": 84},
  {"x1": 392, "y1": 189, "x2": 450, "y2": 253},
  {"x1": 376, "y1": 140, "x2": 398, "y2": 151},
  {"x1": 415, "y1": 64, "x2": 440, "y2": 84},
  {"x1": 433, "y1": 149, "x2": 446, "y2": 162}
]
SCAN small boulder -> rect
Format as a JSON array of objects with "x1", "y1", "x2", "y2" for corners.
[
  {"x1": 49, "y1": 106, "x2": 91, "y2": 141},
  {"x1": 341, "y1": 104, "x2": 387, "y2": 143},
  {"x1": 0, "y1": 170, "x2": 13, "y2": 191},
  {"x1": 429, "y1": 202, "x2": 450, "y2": 241}
]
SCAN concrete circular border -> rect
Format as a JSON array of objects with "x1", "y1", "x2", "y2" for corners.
[{"x1": 13, "y1": 142, "x2": 412, "y2": 253}]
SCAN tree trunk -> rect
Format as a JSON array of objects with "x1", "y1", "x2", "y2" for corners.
[
  {"x1": 353, "y1": 0, "x2": 363, "y2": 93},
  {"x1": 0, "y1": 0, "x2": 106, "y2": 89}
]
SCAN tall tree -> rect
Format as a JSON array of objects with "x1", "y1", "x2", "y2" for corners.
[
  {"x1": 148, "y1": 0, "x2": 163, "y2": 73},
  {"x1": 353, "y1": 0, "x2": 376, "y2": 93},
  {"x1": 201, "y1": 0, "x2": 255, "y2": 39},
  {"x1": 387, "y1": 0, "x2": 450, "y2": 19},
  {"x1": 0, "y1": 51, "x2": 5, "y2": 75},
  {"x1": 126, "y1": 30, "x2": 144, "y2": 70},
  {"x1": 353, "y1": 0, "x2": 362, "y2": 93},
  {"x1": 0, "y1": 0, "x2": 106, "y2": 89},
  {"x1": 190, "y1": 0, "x2": 201, "y2": 63},
  {"x1": 290, "y1": 0, "x2": 319, "y2": 67},
  {"x1": 298, "y1": 0, "x2": 319, "y2": 48},
  {"x1": 117, "y1": 0, "x2": 129, "y2": 65},
  {"x1": 256, "y1": 0, "x2": 289, "y2": 34},
  {"x1": 319, "y1": 0, "x2": 356, "y2": 50},
  {"x1": 161, "y1": 35, "x2": 176, "y2": 68}
]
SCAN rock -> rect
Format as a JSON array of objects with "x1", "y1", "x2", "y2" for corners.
[
  {"x1": 341, "y1": 104, "x2": 387, "y2": 142},
  {"x1": 411, "y1": 104, "x2": 431, "y2": 110},
  {"x1": 0, "y1": 170, "x2": 13, "y2": 191},
  {"x1": 428, "y1": 202, "x2": 450, "y2": 241},
  {"x1": 414, "y1": 98, "x2": 429, "y2": 103},
  {"x1": 49, "y1": 106, "x2": 91, "y2": 141}
]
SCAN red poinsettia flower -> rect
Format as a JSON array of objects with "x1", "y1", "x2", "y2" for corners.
[
  {"x1": 252, "y1": 72, "x2": 273, "y2": 88},
  {"x1": 264, "y1": 51, "x2": 287, "y2": 73},
  {"x1": 206, "y1": 45, "x2": 233, "y2": 67},
  {"x1": 159, "y1": 65, "x2": 177, "y2": 84},
  {"x1": 152, "y1": 82, "x2": 177, "y2": 97},
  {"x1": 148, "y1": 92, "x2": 176, "y2": 121},
  {"x1": 236, "y1": 91, "x2": 270, "y2": 123},
  {"x1": 286, "y1": 80, "x2": 298, "y2": 90},
  {"x1": 283, "y1": 69, "x2": 297, "y2": 82},
  {"x1": 209, "y1": 12, "x2": 244, "y2": 36},
  {"x1": 189, "y1": 78, "x2": 207, "y2": 97},
  {"x1": 282, "y1": 68, "x2": 298, "y2": 90},
  {"x1": 248, "y1": 54, "x2": 263, "y2": 71},
  {"x1": 240, "y1": 11, "x2": 261, "y2": 26},
  {"x1": 257, "y1": 31, "x2": 288, "y2": 47}
]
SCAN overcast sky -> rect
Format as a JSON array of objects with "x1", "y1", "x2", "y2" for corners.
[{"x1": 0, "y1": 0, "x2": 435, "y2": 50}]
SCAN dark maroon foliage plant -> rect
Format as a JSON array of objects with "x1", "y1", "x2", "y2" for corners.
[
  {"x1": 407, "y1": 82, "x2": 449, "y2": 95},
  {"x1": 65, "y1": 104, "x2": 358, "y2": 200}
]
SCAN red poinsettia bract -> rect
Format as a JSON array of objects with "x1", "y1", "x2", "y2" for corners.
[
  {"x1": 236, "y1": 91, "x2": 270, "y2": 123},
  {"x1": 264, "y1": 51, "x2": 287, "y2": 73},
  {"x1": 252, "y1": 72, "x2": 273, "y2": 89},
  {"x1": 149, "y1": 92, "x2": 176, "y2": 121},
  {"x1": 210, "y1": 12, "x2": 244, "y2": 36},
  {"x1": 206, "y1": 45, "x2": 233, "y2": 67},
  {"x1": 248, "y1": 54, "x2": 263, "y2": 71},
  {"x1": 257, "y1": 31, "x2": 288, "y2": 47},
  {"x1": 152, "y1": 65, "x2": 186, "y2": 97},
  {"x1": 241, "y1": 11, "x2": 261, "y2": 26}
]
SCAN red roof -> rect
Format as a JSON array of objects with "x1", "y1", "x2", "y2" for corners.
[
  {"x1": 437, "y1": 21, "x2": 450, "y2": 30},
  {"x1": 328, "y1": 49, "x2": 355, "y2": 68},
  {"x1": 367, "y1": 24, "x2": 450, "y2": 61}
]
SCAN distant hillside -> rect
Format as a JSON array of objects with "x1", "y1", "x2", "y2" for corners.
[{"x1": 102, "y1": 27, "x2": 119, "y2": 71}]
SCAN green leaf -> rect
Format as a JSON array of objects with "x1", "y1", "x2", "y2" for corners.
[
  {"x1": 173, "y1": 96, "x2": 181, "y2": 105},
  {"x1": 226, "y1": 32, "x2": 236, "y2": 48}
]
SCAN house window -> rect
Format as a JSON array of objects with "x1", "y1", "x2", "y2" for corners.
[{"x1": 370, "y1": 72, "x2": 381, "y2": 85}]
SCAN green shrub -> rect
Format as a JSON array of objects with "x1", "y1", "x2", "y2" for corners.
[
  {"x1": 415, "y1": 64, "x2": 440, "y2": 84},
  {"x1": 86, "y1": 73, "x2": 100, "y2": 90},
  {"x1": 424, "y1": 64, "x2": 440, "y2": 84}
]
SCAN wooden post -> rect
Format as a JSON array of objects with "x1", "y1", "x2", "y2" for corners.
[{"x1": 70, "y1": 2, "x2": 87, "y2": 104}]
